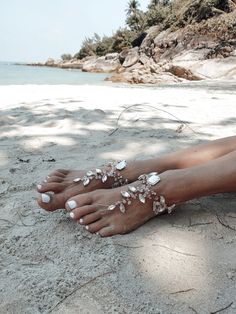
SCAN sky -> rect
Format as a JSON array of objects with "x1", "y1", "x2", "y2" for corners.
[{"x1": 0, "y1": 0, "x2": 149, "y2": 62}]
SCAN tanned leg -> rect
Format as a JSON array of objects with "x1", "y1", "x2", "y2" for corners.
[
  {"x1": 66, "y1": 150, "x2": 236, "y2": 237},
  {"x1": 37, "y1": 136, "x2": 236, "y2": 212}
]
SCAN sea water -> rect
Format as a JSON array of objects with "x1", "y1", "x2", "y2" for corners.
[
  {"x1": 0, "y1": 61, "x2": 235, "y2": 92},
  {"x1": 0, "y1": 61, "x2": 109, "y2": 85}
]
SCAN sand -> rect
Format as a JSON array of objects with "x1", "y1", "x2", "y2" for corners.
[{"x1": 0, "y1": 82, "x2": 236, "y2": 314}]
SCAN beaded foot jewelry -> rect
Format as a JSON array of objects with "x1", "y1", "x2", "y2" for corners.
[
  {"x1": 73, "y1": 160, "x2": 128, "y2": 188},
  {"x1": 107, "y1": 172, "x2": 176, "y2": 215}
]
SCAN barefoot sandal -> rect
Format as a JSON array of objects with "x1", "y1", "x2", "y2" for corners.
[
  {"x1": 73, "y1": 160, "x2": 128, "y2": 188},
  {"x1": 107, "y1": 172, "x2": 176, "y2": 216}
]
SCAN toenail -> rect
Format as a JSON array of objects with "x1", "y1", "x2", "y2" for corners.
[
  {"x1": 41, "y1": 193, "x2": 51, "y2": 203},
  {"x1": 96, "y1": 232, "x2": 100, "y2": 235},
  {"x1": 44, "y1": 179, "x2": 47, "y2": 183},
  {"x1": 67, "y1": 200, "x2": 77, "y2": 210},
  {"x1": 85, "y1": 225, "x2": 89, "y2": 230},
  {"x1": 70, "y1": 212, "x2": 75, "y2": 219},
  {"x1": 37, "y1": 184, "x2": 42, "y2": 190},
  {"x1": 79, "y1": 218, "x2": 83, "y2": 224},
  {"x1": 47, "y1": 175, "x2": 50, "y2": 179}
]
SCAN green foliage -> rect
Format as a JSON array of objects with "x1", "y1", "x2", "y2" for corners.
[
  {"x1": 74, "y1": 0, "x2": 233, "y2": 59},
  {"x1": 61, "y1": 53, "x2": 72, "y2": 61}
]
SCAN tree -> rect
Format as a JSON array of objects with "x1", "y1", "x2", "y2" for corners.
[
  {"x1": 126, "y1": 0, "x2": 146, "y2": 32},
  {"x1": 61, "y1": 53, "x2": 72, "y2": 61},
  {"x1": 148, "y1": 0, "x2": 160, "y2": 9},
  {"x1": 126, "y1": 0, "x2": 140, "y2": 15}
]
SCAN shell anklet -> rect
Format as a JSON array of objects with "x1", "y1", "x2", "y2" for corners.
[
  {"x1": 73, "y1": 160, "x2": 128, "y2": 188},
  {"x1": 107, "y1": 172, "x2": 176, "y2": 215}
]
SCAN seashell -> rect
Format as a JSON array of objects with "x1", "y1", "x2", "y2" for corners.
[
  {"x1": 167, "y1": 204, "x2": 175, "y2": 214},
  {"x1": 139, "y1": 194, "x2": 146, "y2": 203},
  {"x1": 73, "y1": 177, "x2": 81, "y2": 183},
  {"x1": 160, "y1": 195, "x2": 166, "y2": 205},
  {"x1": 83, "y1": 177, "x2": 90, "y2": 186},
  {"x1": 138, "y1": 174, "x2": 146, "y2": 180},
  {"x1": 86, "y1": 171, "x2": 94, "y2": 177},
  {"x1": 96, "y1": 168, "x2": 102, "y2": 174},
  {"x1": 119, "y1": 203, "x2": 126, "y2": 213},
  {"x1": 148, "y1": 172, "x2": 158, "y2": 176},
  {"x1": 102, "y1": 174, "x2": 108, "y2": 183},
  {"x1": 121, "y1": 191, "x2": 130, "y2": 198},
  {"x1": 128, "y1": 186, "x2": 137, "y2": 193},
  {"x1": 108, "y1": 204, "x2": 116, "y2": 211},
  {"x1": 116, "y1": 160, "x2": 127, "y2": 171},
  {"x1": 147, "y1": 174, "x2": 161, "y2": 186}
]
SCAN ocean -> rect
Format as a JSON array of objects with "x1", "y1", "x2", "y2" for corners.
[
  {"x1": 0, "y1": 61, "x2": 109, "y2": 85},
  {"x1": 1, "y1": 61, "x2": 236, "y2": 92}
]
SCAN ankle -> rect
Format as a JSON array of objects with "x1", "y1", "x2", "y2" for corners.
[
  {"x1": 156, "y1": 169, "x2": 192, "y2": 205},
  {"x1": 123, "y1": 157, "x2": 176, "y2": 182}
]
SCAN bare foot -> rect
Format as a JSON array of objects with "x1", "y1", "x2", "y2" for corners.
[
  {"x1": 36, "y1": 158, "x2": 169, "y2": 212},
  {"x1": 64, "y1": 170, "x2": 184, "y2": 237}
]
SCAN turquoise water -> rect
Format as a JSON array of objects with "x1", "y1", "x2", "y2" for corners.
[{"x1": 0, "y1": 61, "x2": 109, "y2": 85}]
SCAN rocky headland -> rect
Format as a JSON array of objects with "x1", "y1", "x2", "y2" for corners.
[{"x1": 28, "y1": 6, "x2": 236, "y2": 85}]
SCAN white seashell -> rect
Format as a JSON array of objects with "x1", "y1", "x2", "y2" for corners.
[
  {"x1": 167, "y1": 204, "x2": 175, "y2": 214},
  {"x1": 86, "y1": 171, "x2": 94, "y2": 177},
  {"x1": 160, "y1": 195, "x2": 165, "y2": 205},
  {"x1": 138, "y1": 174, "x2": 146, "y2": 180},
  {"x1": 73, "y1": 177, "x2": 81, "y2": 183},
  {"x1": 108, "y1": 204, "x2": 116, "y2": 211},
  {"x1": 102, "y1": 174, "x2": 108, "y2": 183},
  {"x1": 121, "y1": 191, "x2": 130, "y2": 198},
  {"x1": 83, "y1": 177, "x2": 90, "y2": 186},
  {"x1": 147, "y1": 174, "x2": 161, "y2": 186},
  {"x1": 148, "y1": 172, "x2": 158, "y2": 177},
  {"x1": 128, "y1": 186, "x2": 137, "y2": 193},
  {"x1": 119, "y1": 203, "x2": 126, "y2": 213},
  {"x1": 139, "y1": 194, "x2": 146, "y2": 203},
  {"x1": 116, "y1": 160, "x2": 127, "y2": 171}
]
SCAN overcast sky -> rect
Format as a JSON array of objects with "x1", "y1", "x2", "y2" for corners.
[{"x1": 0, "y1": 0, "x2": 149, "y2": 62}]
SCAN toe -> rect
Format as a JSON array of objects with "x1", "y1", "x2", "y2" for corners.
[
  {"x1": 37, "y1": 182, "x2": 66, "y2": 193},
  {"x1": 70, "y1": 205, "x2": 97, "y2": 220},
  {"x1": 78, "y1": 211, "x2": 103, "y2": 225},
  {"x1": 98, "y1": 225, "x2": 117, "y2": 237},
  {"x1": 48, "y1": 169, "x2": 68, "y2": 177},
  {"x1": 37, "y1": 192, "x2": 67, "y2": 211},
  {"x1": 65, "y1": 192, "x2": 93, "y2": 211},
  {"x1": 44, "y1": 176, "x2": 64, "y2": 183},
  {"x1": 85, "y1": 220, "x2": 108, "y2": 234}
]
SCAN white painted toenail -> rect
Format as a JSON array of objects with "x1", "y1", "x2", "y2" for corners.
[
  {"x1": 41, "y1": 193, "x2": 50, "y2": 203},
  {"x1": 47, "y1": 176, "x2": 50, "y2": 179},
  {"x1": 44, "y1": 179, "x2": 47, "y2": 183},
  {"x1": 96, "y1": 232, "x2": 100, "y2": 235},
  {"x1": 70, "y1": 212, "x2": 75, "y2": 219},
  {"x1": 85, "y1": 225, "x2": 89, "y2": 230},
  {"x1": 67, "y1": 200, "x2": 77, "y2": 210},
  {"x1": 37, "y1": 185, "x2": 42, "y2": 190},
  {"x1": 79, "y1": 218, "x2": 83, "y2": 224}
]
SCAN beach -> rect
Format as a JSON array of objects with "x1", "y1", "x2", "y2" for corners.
[{"x1": 0, "y1": 83, "x2": 236, "y2": 313}]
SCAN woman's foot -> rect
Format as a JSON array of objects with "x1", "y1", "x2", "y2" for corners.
[
  {"x1": 37, "y1": 158, "x2": 171, "y2": 212},
  {"x1": 65, "y1": 170, "x2": 186, "y2": 237},
  {"x1": 37, "y1": 161, "x2": 127, "y2": 211}
]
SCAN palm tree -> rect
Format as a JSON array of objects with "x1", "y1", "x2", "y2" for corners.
[
  {"x1": 148, "y1": 0, "x2": 160, "y2": 8},
  {"x1": 126, "y1": 0, "x2": 140, "y2": 16}
]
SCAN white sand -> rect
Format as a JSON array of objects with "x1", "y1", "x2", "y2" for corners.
[{"x1": 0, "y1": 83, "x2": 236, "y2": 314}]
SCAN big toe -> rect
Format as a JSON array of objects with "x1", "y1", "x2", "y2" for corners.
[{"x1": 37, "y1": 192, "x2": 68, "y2": 211}]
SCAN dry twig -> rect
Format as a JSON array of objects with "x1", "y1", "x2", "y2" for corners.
[
  {"x1": 152, "y1": 243, "x2": 198, "y2": 257},
  {"x1": 109, "y1": 104, "x2": 197, "y2": 136},
  {"x1": 210, "y1": 302, "x2": 233, "y2": 314}
]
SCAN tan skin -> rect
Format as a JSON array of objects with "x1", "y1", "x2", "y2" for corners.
[{"x1": 37, "y1": 136, "x2": 236, "y2": 237}]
